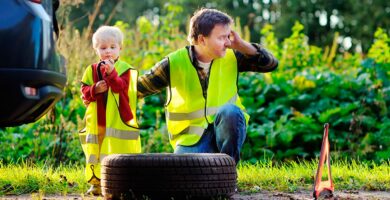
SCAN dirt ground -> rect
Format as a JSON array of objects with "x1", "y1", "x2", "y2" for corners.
[{"x1": 1, "y1": 191, "x2": 390, "y2": 200}]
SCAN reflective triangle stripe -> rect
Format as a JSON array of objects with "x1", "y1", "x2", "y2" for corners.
[
  {"x1": 106, "y1": 127, "x2": 139, "y2": 140},
  {"x1": 167, "y1": 94, "x2": 238, "y2": 121},
  {"x1": 169, "y1": 126, "x2": 205, "y2": 141}
]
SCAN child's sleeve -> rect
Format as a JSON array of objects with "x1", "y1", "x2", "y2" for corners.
[
  {"x1": 80, "y1": 66, "x2": 97, "y2": 102},
  {"x1": 104, "y1": 69, "x2": 130, "y2": 93}
]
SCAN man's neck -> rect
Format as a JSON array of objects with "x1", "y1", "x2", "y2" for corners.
[{"x1": 194, "y1": 45, "x2": 213, "y2": 63}]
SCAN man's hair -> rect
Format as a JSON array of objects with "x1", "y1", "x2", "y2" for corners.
[
  {"x1": 188, "y1": 8, "x2": 233, "y2": 44},
  {"x1": 92, "y1": 26, "x2": 124, "y2": 49}
]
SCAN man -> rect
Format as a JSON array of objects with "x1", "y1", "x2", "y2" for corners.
[{"x1": 138, "y1": 8, "x2": 278, "y2": 164}]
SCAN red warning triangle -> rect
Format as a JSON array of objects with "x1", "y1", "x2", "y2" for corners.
[{"x1": 313, "y1": 123, "x2": 334, "y2": 199}]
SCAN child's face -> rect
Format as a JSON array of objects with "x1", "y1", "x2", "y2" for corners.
[{"x1": 95, "y1": 38, "x2": 121, "y2": 61}]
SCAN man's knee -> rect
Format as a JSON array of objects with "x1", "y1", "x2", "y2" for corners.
[
  {"x1": 214, "y1": 104, "x2": 246, "y2": 141},
  {"x1": 216, "y1": 104, "x2": 244, "y2": 120}
]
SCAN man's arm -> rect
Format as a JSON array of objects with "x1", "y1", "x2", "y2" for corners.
[
  {"x1": 137, "y1": 58, "x2": 170, "y2": 99},
  {"x1": 229, "y1": 30, "x2": 278, "y2": 72},
  {"x1": 235, "y1": 44, "x2": 278, "y2": 72}
]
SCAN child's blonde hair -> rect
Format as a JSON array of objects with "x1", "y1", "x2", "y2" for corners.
[{"x1": 92, "y1": 26, "x2": 124, "y2": 49}]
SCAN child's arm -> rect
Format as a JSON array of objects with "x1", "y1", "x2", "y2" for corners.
[
  {"x1": 81, "y1": 83, "x2": 96, "y2": 103},
  {"x1": 104, "y1": 69, "x2": 130, "y2": 93},
  {"x1": 81, "y1": 80, "x2": 108, "y2": 99},
  {"x1": 81, "y1": 64, "x2": 108, "y2": 107}
]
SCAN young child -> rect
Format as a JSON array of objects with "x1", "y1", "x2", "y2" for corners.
[{"x1": 79, "y1": 26, "x2": 141, "y2": 195}]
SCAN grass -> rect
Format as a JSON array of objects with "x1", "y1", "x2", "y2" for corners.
[
  {"x1": 0, "y1": 161, "x2": 87, "y2": 196},
  {"x1": 0, "y1": 160, "x2": 389, "y2": 197}
]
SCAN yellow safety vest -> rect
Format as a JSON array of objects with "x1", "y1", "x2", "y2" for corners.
[
  {"x1": 79, "y1": 60, "x2": 141, "y2": 183},
  {"x1": 166, "y1": 48, "x2": 249, "y2": 148}
]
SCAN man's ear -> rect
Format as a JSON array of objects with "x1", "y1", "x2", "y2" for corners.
[{"x1": 197, "y1": 35, "x2": 206, "y2": 45}]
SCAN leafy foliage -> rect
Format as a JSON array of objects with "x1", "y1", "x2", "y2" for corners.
[{"x1": 240, "y1": 23, "x2": 390, "y2": 163}]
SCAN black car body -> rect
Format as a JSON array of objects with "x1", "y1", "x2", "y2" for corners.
[{"x1": 0, "y1": 0, "x2": 66, "y2": 127}]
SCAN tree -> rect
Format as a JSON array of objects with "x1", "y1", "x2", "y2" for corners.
[{"x1": 60, "y1": 0, "x2": 389, "y2": 52}]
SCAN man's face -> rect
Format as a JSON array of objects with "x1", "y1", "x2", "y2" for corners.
[{"x1": 203, "y1": 24, "x2": 231, "y2": 59}]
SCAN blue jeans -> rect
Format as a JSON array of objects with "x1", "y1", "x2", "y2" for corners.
[{"x1": 174, "y1": 104, "x2": 246, "y2": 164}]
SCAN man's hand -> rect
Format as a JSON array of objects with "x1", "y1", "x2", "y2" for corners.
[
  {"x1": 95, "y1": 80, "x2": 107, "y2": 94},
  {"x1": 229, "y1": 30, "x2": 257, "y2": 56},
  {"x1": 228, "y1": 30, "x2": 244, "y2": 50},
  {"x1": 102, "y1": 59, "x2": 115, "y2": 75}
]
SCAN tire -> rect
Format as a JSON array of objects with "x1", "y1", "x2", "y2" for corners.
[{"x1": 101, "y1": 153, "x2": 237, "y2": 200}]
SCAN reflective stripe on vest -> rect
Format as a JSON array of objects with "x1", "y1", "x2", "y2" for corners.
[
  {"x1": 169, "y1": 125, "x2": 205, "y2": 141},
  {"x1": 79, "y1": 134, "x2": 98, "y2": 145},
  {"x1": 87, "y1": 154, "x2": 108, "y2": 164},
  {"x1": 106, "y1": 127, "x2": 139, "y2": 140},
  {"x1": 167, "y1": 94, "x2": 238, "y2": 121},
  {"x1": 86, "y1": 134, "x2": 98, "y2": 144},
  {"x1": 80, "y1": 129, "x2": 139, "y2": 145},
  {"x1": 87, "y1": 154, "x2": 98, "y2": 164}
]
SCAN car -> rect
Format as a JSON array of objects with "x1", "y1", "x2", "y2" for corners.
[{"x1": 0, "y1": 0, "x2": 66, "y2": 127}]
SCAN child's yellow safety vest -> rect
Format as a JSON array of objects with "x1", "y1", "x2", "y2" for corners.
[{"x1": 80, "y1": 60, "x2": 141, "y2": 182}]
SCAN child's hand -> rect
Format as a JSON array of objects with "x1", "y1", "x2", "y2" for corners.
[
  {"x1": 103, "y1": 59, "x2": 115, "y2": 75},
  {"x1": 95, "y1": 80, "x2": 107, "y2": 94},
  {"x1": 83, "y1": 99, "x2": 90, "y2": 106}
]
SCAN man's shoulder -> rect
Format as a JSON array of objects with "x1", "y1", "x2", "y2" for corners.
[{"x1": 167, "y1": 47, "x2": 189, "y2": 57}]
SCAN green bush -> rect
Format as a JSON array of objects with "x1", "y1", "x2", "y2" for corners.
[{"x1": 240, "y1": 24, "x2": 390, "y2": 163}]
